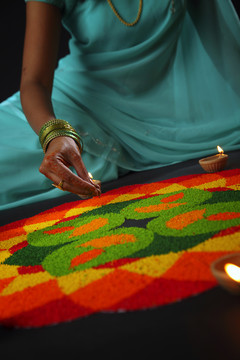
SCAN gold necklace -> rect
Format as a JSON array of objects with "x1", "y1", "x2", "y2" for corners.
[{"x1": 107, "y1": 0, "x2": 143, "y2": 27}]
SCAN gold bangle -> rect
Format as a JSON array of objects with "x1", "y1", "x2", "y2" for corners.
[
  {"x1": 39, "y1": 119, "x2": 67, "y2": 138},
  {"x1": 42, "y1": 129, "x2": 83, "y2": 153},
  {"x1": 39, "y1": 123, "x2": 73, "y2": 147},
  {"x1": 39, "y1": 119, "x2": 83, "y2": 153},
  {"x1": 39, "y1": 119, "x2": 74, "y2": 146}
]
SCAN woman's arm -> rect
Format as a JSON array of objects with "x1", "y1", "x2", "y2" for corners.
[
  {"x1": 20, "y1": 1, "x2": 60, "y2": 134},
  {"x1": 20, "y1": 2, "x2": 100, "y2": 198}
]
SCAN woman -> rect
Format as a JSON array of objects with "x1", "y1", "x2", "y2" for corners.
[{"x1": 0, "y1": 0, "x2": 240, "y2": 210}]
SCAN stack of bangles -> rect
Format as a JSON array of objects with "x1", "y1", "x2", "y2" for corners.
[{"x1": 39, "y1": 119, "x2": 83, "y2": 153}]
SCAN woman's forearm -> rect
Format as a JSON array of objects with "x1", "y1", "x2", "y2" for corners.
[
  {"x1": 20, "y1": 2, "x2": 62, "y2": 136},
  {"x1": 20, "y1": 81, "x2": 56, "y2": 135},
  {"x1": 17, "y1": 2, "x2": 101, "y2": 198}
]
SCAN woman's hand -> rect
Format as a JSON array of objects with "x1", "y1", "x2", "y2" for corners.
[{"x1": 39, "y1": 136, "x2": 101, "y2": 198}]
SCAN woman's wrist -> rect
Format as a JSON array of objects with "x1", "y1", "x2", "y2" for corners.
[{"x1": 39, "y1": 119, "x2": 83, "y2": 153}]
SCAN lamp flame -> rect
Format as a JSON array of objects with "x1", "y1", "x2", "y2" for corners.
[
  {"x1": 217, "y1": 146, "x2": 224, "y2": 154},
  {"x1": 88, "y1": 172, "x2": 93, "y2": 179},
  {"x1": 224, "y1": 263, "x2": 240, "y2": 282}
]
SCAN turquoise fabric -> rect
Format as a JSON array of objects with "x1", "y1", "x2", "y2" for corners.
[{"x1": 1, "y1": 0, "x2": 240, "y2": 210}]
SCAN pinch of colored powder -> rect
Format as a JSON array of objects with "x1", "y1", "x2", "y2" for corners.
[
  {"x1": 166, "y1": 209, "x2": 206, "y2": 230},
  {"x1": 70, "y1": 218, "x2": 109, "y2": 238},
  {"x1": 70, "y1": 248, "x2": 104, "y2": 268}
]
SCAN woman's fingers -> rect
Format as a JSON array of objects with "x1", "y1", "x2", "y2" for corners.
[
  {"x1": 60, "y1": 136, "x2": 101, "y2": 195},
  {"x1": 39, "y1": 136, "x2": 101, "y2": 197},
  {"x1": 69, "y1": 149, "x2": 101, "y2": 194},
  {"x1": 50, "y1": 172, "x2": 96, "y2": 197},
  {"x1": 40, "y1": 156, "x2": 99, "y2": 198}
]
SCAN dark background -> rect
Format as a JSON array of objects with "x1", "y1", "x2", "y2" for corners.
[
  {"x1": 1, "y1": 2, "x2": 240, "y2": 360},
  {"x1": 0, "y1": 0, "x2": 70, "y2": 102}
]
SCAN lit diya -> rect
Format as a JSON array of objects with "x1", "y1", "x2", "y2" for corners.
[
  {"x1": 77, "y1": 172, "x2": 101, "y2": 199},
  {"x1": 199, "y1": 146, "x2": 228, "y2": 173},
  {"x1": 211, "y1": 254, "x2": 240, "y2": 295},
  {"x1": 88, "y1": 172, "x2": 101, "y2": 187}
]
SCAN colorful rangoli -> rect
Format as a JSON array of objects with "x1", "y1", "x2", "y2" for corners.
[{"x1": 1, "y1": 169, "x2": 240, "y2": 328}]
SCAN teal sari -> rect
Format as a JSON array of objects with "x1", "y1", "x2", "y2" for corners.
[{"x1": 0, "y1": 0, "x2": 240, "y2": 210}]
